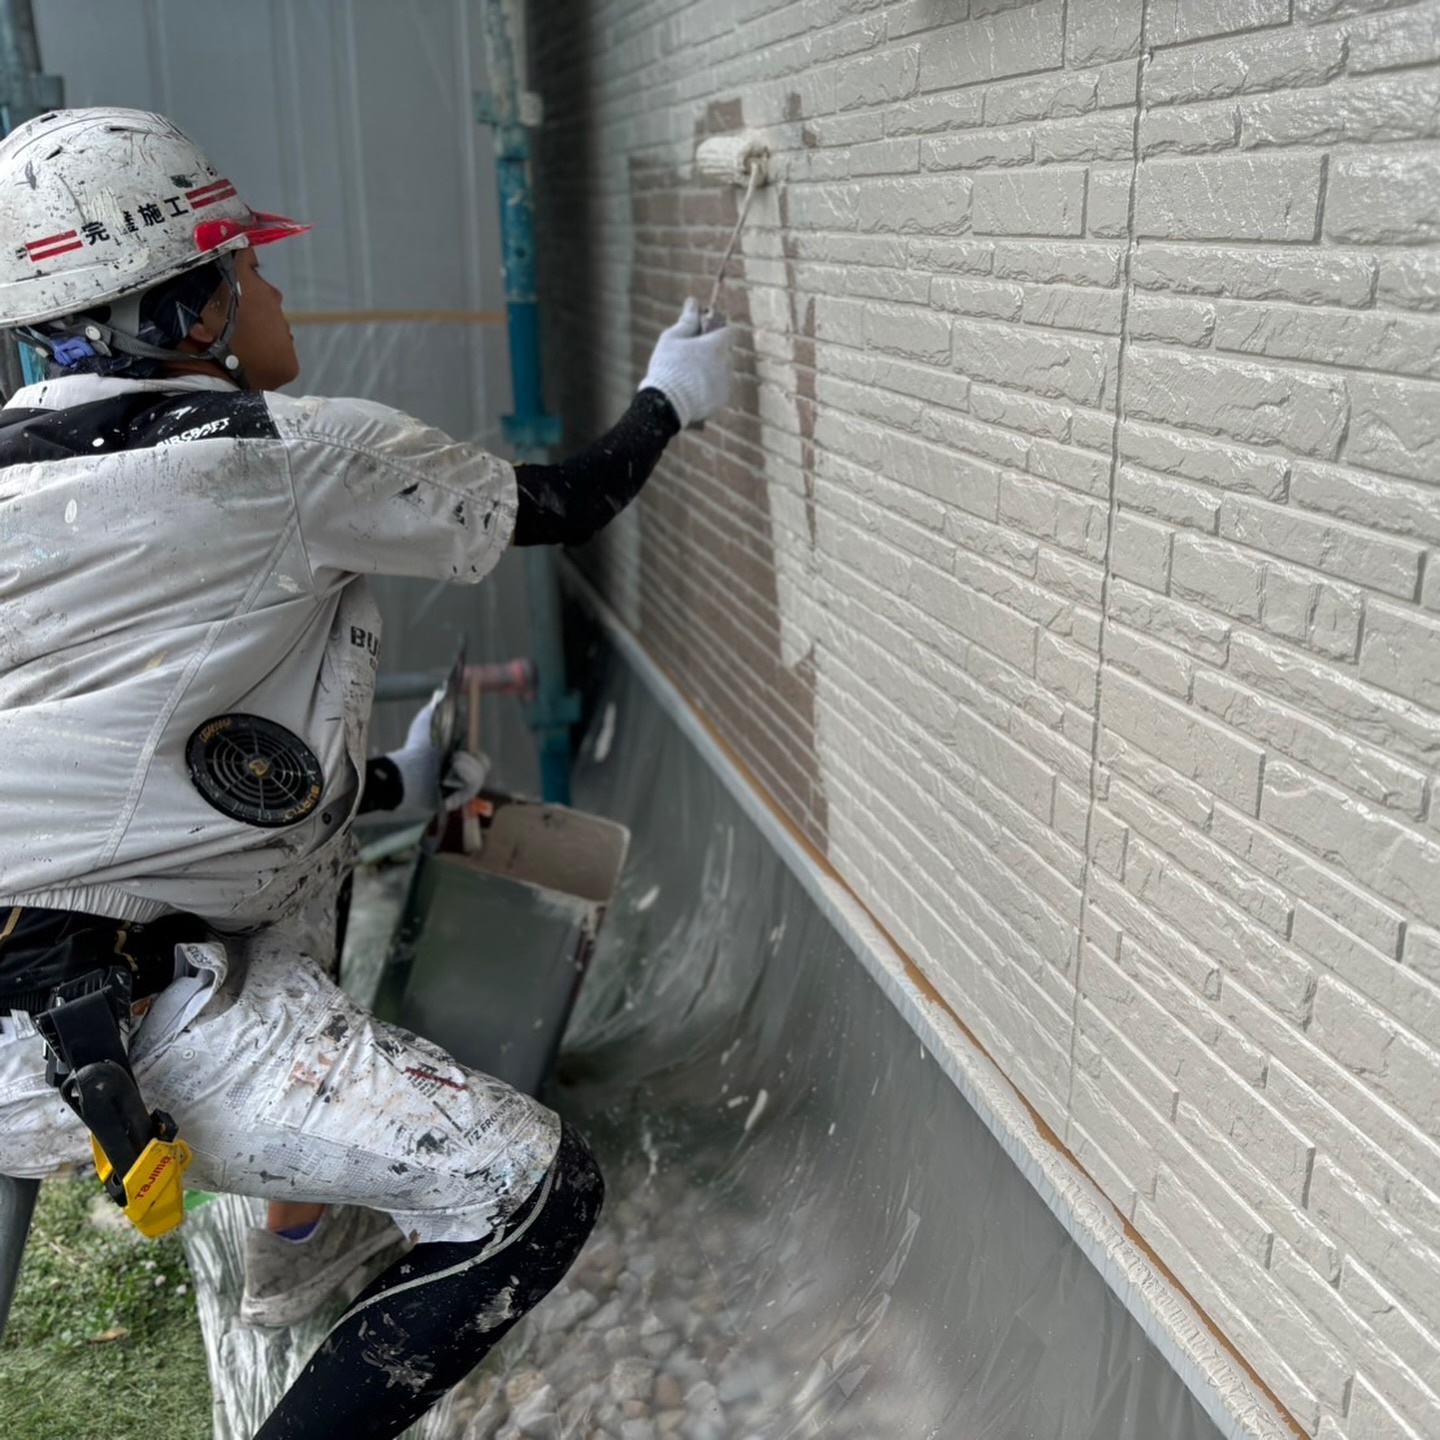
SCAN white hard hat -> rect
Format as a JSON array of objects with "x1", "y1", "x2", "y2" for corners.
[{"x1": 0, "y1": 107, "x2": 307, "y2": 329}]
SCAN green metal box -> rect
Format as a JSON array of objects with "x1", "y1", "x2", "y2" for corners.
[{"x1": 376, "y1": 795, "x2": 629, "y2": 1096}]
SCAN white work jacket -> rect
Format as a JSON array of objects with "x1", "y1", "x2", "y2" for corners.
[{"x1": 0, "y1": 373, "x2": 516, "y2": 927}]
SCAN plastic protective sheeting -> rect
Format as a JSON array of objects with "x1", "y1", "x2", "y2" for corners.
[
  {"x1": 31, "y1": 0, "x2": 510, "y2": 444},
  {"x1": 183, "y1": 628, "x2": 1231, "y2": 1439}
]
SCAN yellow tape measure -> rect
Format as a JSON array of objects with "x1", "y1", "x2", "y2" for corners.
[{"x1": 92, "y1": 1133, "x2": 193, "y2": 1239}]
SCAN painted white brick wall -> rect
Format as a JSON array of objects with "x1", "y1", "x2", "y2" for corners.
[{"x1": 528, "y1": 3, "x2": 1440, "y2": 1435}]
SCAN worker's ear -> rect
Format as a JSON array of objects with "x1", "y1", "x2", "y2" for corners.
[
  {"x1": 182, "y1": 278, "x2": 234, "y2": 350},
  {"x1": 183, "y1": 318, "x2": 218, "y2": 348}
]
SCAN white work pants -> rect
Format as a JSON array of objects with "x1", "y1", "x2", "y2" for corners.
[{"x1": 0, "y1": 924, "x2": 561, "y2": 1246}]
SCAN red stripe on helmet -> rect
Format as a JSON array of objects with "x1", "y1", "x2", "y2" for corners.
[
  {"x1": 25, "y1": 230, "x2": 79, "y2": 253},
  {"x1": 187, "y1": 184, "x2": 238, "y2": 210},
  {"x1": 27, "y1": 239, "x2": 84, "y2": 261}
]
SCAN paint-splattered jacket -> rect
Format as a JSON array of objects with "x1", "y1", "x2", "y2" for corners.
[{"x1": 0, "y1": 372, "x2": 516, "y2": 927}]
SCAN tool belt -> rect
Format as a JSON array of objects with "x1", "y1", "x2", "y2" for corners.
[
  {"x1": 0, "y1": 907, "x2": 206, "y2": 1018},
  {"x1": 0, "y1": 907, "x2": 207, "y2": 1238}
]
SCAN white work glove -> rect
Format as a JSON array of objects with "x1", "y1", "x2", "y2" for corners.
[
  {"x1": 638, "y1": 297, "x2": 734, "y2": 428},
  {"x1": 385, "y1": 695, "x2": 490, "y2": 815}
]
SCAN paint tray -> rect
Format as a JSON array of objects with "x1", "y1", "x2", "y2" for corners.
[{"x1": 375, "y1": 795, "x2": 629, "y2": 1096}]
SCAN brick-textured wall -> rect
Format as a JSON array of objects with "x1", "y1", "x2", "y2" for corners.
[{"x1": 528, "y1": 3, "x2": 1440, "y2": 1434}]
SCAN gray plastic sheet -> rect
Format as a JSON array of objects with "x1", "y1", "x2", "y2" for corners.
[{"x1": 183, "y1": 628, "x2": 1232, "y2": 1439}]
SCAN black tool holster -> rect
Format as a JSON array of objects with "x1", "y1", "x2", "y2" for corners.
[
  {"x1": 36, "y1": 969, "x2": 183, "y2": 1214},
  {"x1": 0, "y1": 909, "x2": 200, "y2": 1237}
]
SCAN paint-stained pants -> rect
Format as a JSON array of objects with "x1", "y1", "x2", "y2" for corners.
[{"x1": 0, "y1": 922, "x2": 561, "y2": 1245}]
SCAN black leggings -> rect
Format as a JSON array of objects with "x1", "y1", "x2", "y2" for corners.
[{"x1": 255, "y1": 1122, "x2": 604, "y2": 1440}]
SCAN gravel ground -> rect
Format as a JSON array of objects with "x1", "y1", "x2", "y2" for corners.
[{"x1": 421, "y1": 1117, "x2": 907, "y2": 1440}]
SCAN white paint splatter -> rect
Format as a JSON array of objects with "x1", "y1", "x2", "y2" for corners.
[
  {"x1": 593, "y1": 701, "x2": 617, "y2": 762},
  {"x1": 639, "y1": 1120, "x2": 660, "y2": 1183},
  {"x1": 474, "y1": 1284, "x2": 516, "y2": 1330},
  {"x1": 744, "y1": 1088, "x2": 769, "y2": 1132},
  {"x1": 63, "y1": 499, "x2": 77, "y2": 525},
  {"x1": 634, "y1": 884, "x2": 660, "y2": 912}
]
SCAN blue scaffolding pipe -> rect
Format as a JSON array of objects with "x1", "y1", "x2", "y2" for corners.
[{"x1": 479, "y1": 0, "x2": 577, "y2": 806}]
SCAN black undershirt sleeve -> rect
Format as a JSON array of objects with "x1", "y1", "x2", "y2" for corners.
[
  {"x1": 358, "y1": 756, "x2": 404, "y2": 814},
  {"x1": 363, "y1": 395, "x2": 677, "y2": 811},
  {"x1": 511, "y1": 387, "x2": 680, "y2": 548}
]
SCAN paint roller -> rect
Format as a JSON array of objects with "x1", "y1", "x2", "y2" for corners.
[{"x1": 694, "y1": 132, "x2": 770, "y2": 327}]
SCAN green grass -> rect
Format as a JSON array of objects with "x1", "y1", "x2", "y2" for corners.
[{"x1": 0, "y1": 1175, "x2": 211, "y2": 1440}]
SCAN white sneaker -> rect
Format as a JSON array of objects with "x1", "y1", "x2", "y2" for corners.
[{"x1": 239, "y1": 1205, "x2": 408, "y2": 1328}]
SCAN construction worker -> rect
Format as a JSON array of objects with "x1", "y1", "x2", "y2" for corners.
[{"x1": 0, "y1": 108, "x2": 732, "y2": 1439}]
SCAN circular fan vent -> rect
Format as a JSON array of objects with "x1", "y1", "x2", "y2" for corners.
[{"x1": 186, "y1": 714, "x2": 324, "y2": 828}]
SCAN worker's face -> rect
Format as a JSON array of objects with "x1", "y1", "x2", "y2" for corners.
[{"x1": 190, "y1": 247, "x2": 299, "y2": 391}]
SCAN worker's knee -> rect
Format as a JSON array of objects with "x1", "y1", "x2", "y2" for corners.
[
  {"x1": 355, "y1": 1118, "x2": 604, "y2": 1325},
  {"x1": 504, "y1": 1120, "x2": 604, "y2": 1299},
  {"x1": 550, "y1": 1120, "x2": 606, "y2": 1236}
]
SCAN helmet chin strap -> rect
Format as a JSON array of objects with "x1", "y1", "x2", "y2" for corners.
[{"x1": 26, "y1": 252, "x2": 250, "y2": 387}]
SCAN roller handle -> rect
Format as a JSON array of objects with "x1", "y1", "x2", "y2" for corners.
[{"x1": 686, "y1": 309, "x2": 728, "y2": 433}]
